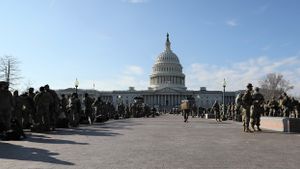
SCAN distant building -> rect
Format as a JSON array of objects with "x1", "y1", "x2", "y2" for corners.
[{"x1": 57, "y1": 34, "x2": 236, "y2": 110}]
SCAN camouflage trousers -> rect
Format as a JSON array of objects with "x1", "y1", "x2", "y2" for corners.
[
  {"x1": 183, "y1": 110, "x2": 189, "y2": 122},
  {"x1": 283, "y1": 107, "x2": 290, "y2": 117},
  {"x1": 269, "y1": 108, "x2": 277, "y2": 117},
  {"x1": 36, "y1": 105, "x2": 50, "y2": 130},
  {"x1": 250, "y1": 105, "x2": 261, "y2": 128},
  {"x1": 242, "y1": 107, "x2": 251, "y2": 128},
  {"x1": 214, "y1": 111, "x2": 221, "y2": 121},
  {"x1": 12, "y1": 109, "x2": 23, "y2": 128},
  {"x1": 0, "y1": 109, "x2": 11, "y2": 131},
  {"x1": 69, "y1": 109, "x2": 80, "y2": 126}
]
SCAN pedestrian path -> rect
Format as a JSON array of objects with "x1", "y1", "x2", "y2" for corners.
[{"x1": 0, "y1": 114, "x2": 299, "y2": 169}]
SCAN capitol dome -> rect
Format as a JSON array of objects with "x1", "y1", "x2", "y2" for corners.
[{"x1": 149, "y1": 34, "x2": 186, "y2": 91}]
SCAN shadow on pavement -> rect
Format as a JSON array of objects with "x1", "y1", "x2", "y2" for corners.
[
  {"x1": 93, "y1": 119, "x2": 143, "y2": 130},
  {"x1": 26, "y1": 134, "x2": 89, "y2": 145},
  {"x1": 47, "y1": 119, "x2": 142, "y2": 137},
  {"x1": 0, "y1": 142, "x2": 74, "y2": 165},
  {"x1": 46, "y1": 127, "x2": 122, "y2": 137}
]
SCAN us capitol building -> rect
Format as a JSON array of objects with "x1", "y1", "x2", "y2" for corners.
[{"x1": 61, "y1": 34, "x2": 236, "y2": 110}]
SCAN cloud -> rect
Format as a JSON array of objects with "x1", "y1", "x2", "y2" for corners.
[
  {"x1": 123, "y1": 0, "x2": 148, "y2": 4},
  {"x1": 124, "y1": 65, "x2": 144, "y2": 75},
  {"x1": 185, "y1": 56, "x2": 300, "y2": 96},
  {"x1": 226, "y1": 19, "x2": 238, "y2": 27},
  {"x1": 80, "y1": 77, "x2": 147, "y2": 91},
  {"x1": 79, "y1": 65, "x2": 147, "y2": 91}
]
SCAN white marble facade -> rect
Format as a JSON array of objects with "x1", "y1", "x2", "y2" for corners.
[{"x1": 96, "y1": 34, "x2": 236, "y2": 110}]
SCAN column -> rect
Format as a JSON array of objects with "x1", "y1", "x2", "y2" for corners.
[
  {"x1": 166, "y1": 95, "x2": 169, "y2": 106},
  {"x1": 151, "y1": 95, "x2": 153, "y2": 106}
]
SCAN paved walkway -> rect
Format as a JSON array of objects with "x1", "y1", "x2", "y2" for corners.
[{"x1": 0, "y1": 114, "x2": 300, "y2": 169}]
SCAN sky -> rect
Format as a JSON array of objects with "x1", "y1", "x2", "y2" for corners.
[{"x1": 0, "y1": 0, "x2": 300, "y2": 96}]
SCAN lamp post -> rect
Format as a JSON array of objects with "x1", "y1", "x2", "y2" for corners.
[
  {"x1": 197, "y1": 94, "x2": 200, "y2": 107},
  {"x1": 118, "y1": 95, "x2": 122, "y2": 104},
  {"x1": 222, "y1": 78, "x2": 227, "y2": 117},
  {"x1": 75, "y1": 78, "x2": 79, "y2": 94}
]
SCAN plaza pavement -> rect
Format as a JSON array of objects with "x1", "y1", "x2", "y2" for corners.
[{"x1": 0, "y1": 114, "x2": 300, "y2": 169}]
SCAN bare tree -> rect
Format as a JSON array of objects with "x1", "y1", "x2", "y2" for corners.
[
  {"x1": 0, "y1": 55, "x2": 21, "y2": 89},
  {"x1": 259, "y1": 73, "x2": 294, "y2": 100}
]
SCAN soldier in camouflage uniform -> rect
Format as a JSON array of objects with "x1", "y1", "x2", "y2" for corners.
[
  {"x1": 45, "y1": 85, "x2": 60, "y2": 130},
  {"x1": 268, "y1": 96, "x2": 279, "y2": 117},
  {"x1": 281, "y1": 93, "x2": 291, "y2": 117},
  {"x1": 117, "y1": 103, "x2": 125, "y2": 118},
  {"x1": 250, "y1": 87, "x2": 264, "y2": 131},
  {"x1": 242, "y1": 83, "x2": 253, "y2": 132},
  {"x1": 12, "y1": 90, "x2": 24, "y2": 128},
  {"x1": 268, "y1": 97, "x2": 279, "y2": 117},
  {"x1": 290, "y1": 97, "x2": 298, "y2": 118},
  {"x1": 69, "y1": 93, "x2": 81, "y2": 127},
  {"x1": 60, "y1": 94, "x2": 68, "y2": 115},
  {"x1": 212, "y1": 100, "x2": 221, "y2": 122},
  {"x1": 234, "y1": 93, "x2": 243, "y2": 121},
  {"x1": 34, "y1": 87, "x2": 53, "y2": 131},
  {"x1": 0, "y1": 81, "x2": 13, "y2": 134},
  {"x1": 295, "y1": 100, "x2": 300, "y2": 118},
  {"x1": 84, "y1": 93, "x2": 94, "y2": 124},
  {"x1": 24, "y1": 88, "x2": 36, "y2": 127}
]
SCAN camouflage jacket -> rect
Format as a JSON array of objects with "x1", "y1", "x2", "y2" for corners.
[
  {"x1": 242, "y1": 90, "x2": 252, "y2": 109},
  {"x1": 252, "y1": 92, "x2": 264, "y2": 107}
]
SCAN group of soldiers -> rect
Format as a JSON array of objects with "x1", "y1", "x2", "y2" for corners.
[
  {"x1": 0, "y1": 82, "x2": 64, "y2": 138},
  {"x1": 210, "y1": 84, "x2": 264, "y2": 132},
  {"x1": 233, "y1": 83, "x2": 299, "y2": 132},
  {"x1": 0, "y1": 81, "x2": 158, "y2": 140},
  {"x1": 198, "y1": 83, "x2": 300, "y2": 133},
  {"x1": 262, "y1": 94, "x2": 300, "y2": 118},
  {"x1": 237, "y1": 83, "x2": 265, "y2": 132}
]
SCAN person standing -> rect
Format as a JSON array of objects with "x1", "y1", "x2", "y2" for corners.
[
  {"x1": 0, "y1": 81, "x2": 13, "y2": 135},
  {"x1": 251, "y1": 87, "x2": 264, "y2": 131},
  {"x1": 45, "y1": 85, "x2": 59, "y2": 130},
  {"x1": 69, "y1": 93, "x2": 81, "y2": 127},
  {"x1": 12, "y1": 90, "x2": 23, "y2": 128},
  {"x1": 268, "y1": 97, "x2": 279, "y2": 117},
  {"x1": 60, "y1": 94, "x2": 68, "y2": 115},
  {"x1": 34, "y1": 87, "x2": 53, "y2": 131},
  {"x1": 25, "y1": 87, "x2": 36, "y2": 127},
  {"x1": 242, "y1": 83, "x2": 253, "y2": 132},
  {"x1": 181, "y1": 100, "x2": 189, "y2": 122},
  {"x1": 84, "y1": 93, "x2": 94, "y2": 124},
  {"x1": 212, "y1": 100, "x2": 221, "y2": 122},
  {"x1": 281, "y1": 93, "x2": 291, "y2": 117}
]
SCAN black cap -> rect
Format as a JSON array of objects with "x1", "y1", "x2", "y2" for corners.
[{"x1": 247, "y1": 83, "x2": 253, "y2": 88}]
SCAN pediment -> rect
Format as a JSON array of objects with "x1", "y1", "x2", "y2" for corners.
[{"x1": 154, "y1": 87, "x2": 185, "y2": 94}]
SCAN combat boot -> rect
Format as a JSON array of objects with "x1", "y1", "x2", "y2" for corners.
[
  {"x1": 245, "y1": 127, "x2": 253, "y2": 133},
  {"x1": 251, "y1": 125, "x2": 256, "y2": 132},
  {"x1": 257, "y1": 126, "x2": 262, "y2": 132}
]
